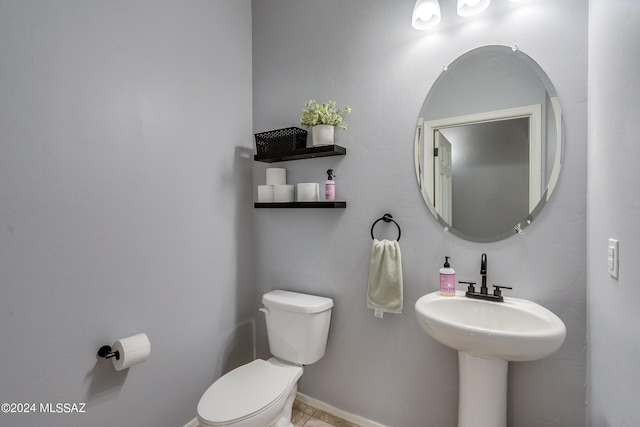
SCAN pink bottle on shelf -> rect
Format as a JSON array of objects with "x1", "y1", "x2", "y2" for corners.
[{"x1": 325, "y1": 169, "x2": 336, "y2": 201}]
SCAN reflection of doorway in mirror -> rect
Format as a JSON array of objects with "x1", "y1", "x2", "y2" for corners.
[
  {"x1": 423, "y1": 104, "x2": 542, "y2": 238},
  {"x1": 440, "y1": 118, "x2": 528, "y2": 238},
  {"x1": 434, "y1": 131, "x2": 452, "y2": 225}
]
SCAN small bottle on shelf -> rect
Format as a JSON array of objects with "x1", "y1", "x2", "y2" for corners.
[{"x1": 325, "y1": 169, "x2": 336, "y2": 201}]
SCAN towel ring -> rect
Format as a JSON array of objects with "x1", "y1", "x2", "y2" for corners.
[{"x1": 370, "y1": 213, "x2": 401, "y2": 241}]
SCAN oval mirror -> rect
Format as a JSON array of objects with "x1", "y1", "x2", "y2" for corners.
[{"x1": 414, "y1": 45, "x2": 563, "y2": 242}]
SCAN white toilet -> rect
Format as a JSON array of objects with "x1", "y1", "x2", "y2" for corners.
[{"x1": 197, "y1": 290, "x2": 334, "y2": 427}]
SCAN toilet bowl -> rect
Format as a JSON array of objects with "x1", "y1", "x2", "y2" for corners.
[
  {"x1": 197, "y1": 358, "x2": 302, "y2": 427},
  {"x1": 197, "y1": 290, "x2": 333, "y2": 427}
]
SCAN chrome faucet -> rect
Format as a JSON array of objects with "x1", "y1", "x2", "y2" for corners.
[{"x1": 461, "y1": 253, "x2": 512, "y2": 302}]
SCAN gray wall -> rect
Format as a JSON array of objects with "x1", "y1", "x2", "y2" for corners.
[
  {"x1": 252, "y1": 1, "x2": 587, "y2": 426},
  {"x1": 588, "y1": 0, "x2": 640, "y2": 425},
  {"x1": 0, "y1": 1, "x2": 254, "y2": 426}
]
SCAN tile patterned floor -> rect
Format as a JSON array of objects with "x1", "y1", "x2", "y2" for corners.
[{"x1": 292, "y1": 399, "x2": 361, "y2": 427}]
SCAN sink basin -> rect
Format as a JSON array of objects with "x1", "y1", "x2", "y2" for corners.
[{"x1": 415, "y1": 291, "x2": 566, "y2": 362}]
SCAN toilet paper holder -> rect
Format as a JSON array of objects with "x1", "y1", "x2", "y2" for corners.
[
  {"x1": 96, "y1": 333, "x2": 150, "y2": 371},
  {"x1": 97, "y1": 345, "x2": 120, "y2": 361}
]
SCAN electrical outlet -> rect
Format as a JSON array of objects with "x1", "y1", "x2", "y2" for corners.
[{"x1": 608, "y1": 238, "x2": 619, "y2": 279}]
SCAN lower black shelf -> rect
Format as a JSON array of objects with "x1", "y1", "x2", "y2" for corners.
[{"x1": 254, "y1": 201, "x2": 347, "y2": 209}]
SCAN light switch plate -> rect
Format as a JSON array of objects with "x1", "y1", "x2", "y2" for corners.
[{"x1": 608, "y1": 238, "x2": 619, "y2": 279}]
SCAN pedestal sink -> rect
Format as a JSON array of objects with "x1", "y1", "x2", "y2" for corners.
[{"x1": 415, "y1": 291, "x2": 566, "y2": 427}]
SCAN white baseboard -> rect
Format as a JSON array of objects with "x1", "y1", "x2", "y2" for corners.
[
  {"x1": 296, "y1": 392, "x2": 388, "y2": 427},
  {"x1": 182, "y1": 418, "x2": 199, "y2": 427}
]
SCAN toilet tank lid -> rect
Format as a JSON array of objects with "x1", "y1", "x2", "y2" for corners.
[{"x1": 263, "y1": 290, "x2": 333, "y2": 314}]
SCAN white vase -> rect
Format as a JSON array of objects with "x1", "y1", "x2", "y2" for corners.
[{"x1": 311, "y1": 124, "x2": 335, "y2": 147}]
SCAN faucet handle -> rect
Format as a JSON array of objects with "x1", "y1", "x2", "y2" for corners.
[
  {"x1": 459, "y1": 281, "x2": 477, "y2": 293},
  {"x1": 492, "y1": 285, "x2": 513, "y2": 297}
]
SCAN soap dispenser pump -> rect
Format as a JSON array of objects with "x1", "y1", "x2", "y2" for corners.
[{"x1": 440, "y1": 256, "x2": 456, "y2": 296}]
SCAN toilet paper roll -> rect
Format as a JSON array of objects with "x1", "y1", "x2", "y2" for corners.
[
  {"x1": 266, "y1": 168, "x2": 287, "y2": 185},
  {"x1": 111, "y1": 333, "x2": 151, "y2": 371},
  {"x1": 257, "y1": 185, "x2": 274, "y2": 202},
  {"x1": 296, "y1": 183, "x2": 319, "y2": 202},
  {"x1": 274, "y1": 185, "x2": 294, "y2": 202}
]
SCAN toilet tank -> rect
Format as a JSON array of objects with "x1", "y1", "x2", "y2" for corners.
[{"x1": 262, "y1": 290, "x2": 333, "y2": 365}]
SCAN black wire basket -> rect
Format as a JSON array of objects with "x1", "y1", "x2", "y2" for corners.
[{"x1": 254, "y1": 127, "x2": 307, "y2": 155}]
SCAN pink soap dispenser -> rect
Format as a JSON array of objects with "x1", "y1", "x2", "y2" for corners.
[{"x1": 440, "y1": 256, "x2": 456, "y2": 296}]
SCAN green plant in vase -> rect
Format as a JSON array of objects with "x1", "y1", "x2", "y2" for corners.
[{"x1": 300, "y1": 100, "x2": 351, "y2": 146}]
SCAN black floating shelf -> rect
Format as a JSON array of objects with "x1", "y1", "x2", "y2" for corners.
[
  {"x1": 254, "y1": 201, "x2": 347, "y2": 209},
  {"x1": 254, "y1": 145, "x2": 346, "y2": 163}
]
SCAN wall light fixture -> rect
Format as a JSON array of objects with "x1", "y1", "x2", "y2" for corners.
[
  {"x1": 412, "y1": 0, "x2": 442, "y2": 30},
  {"x1": 457, "y1": 0, "x2": 491, "y2": 17},
  {"x1": 413, "y1": 0, "x2": 531, "y2": 30}
]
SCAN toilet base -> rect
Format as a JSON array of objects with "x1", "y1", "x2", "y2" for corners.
[{"x1": 272, "y1": 382, "x2": 297, "y2": 427}]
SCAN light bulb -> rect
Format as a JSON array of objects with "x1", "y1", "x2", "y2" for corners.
[
  {"x1": 412, "y1": 0, "x2": 441, "y2": 30},
  {"x1": 418, "y1": 4, "x2": 436, "y2": 21},
  {"x1": 457, "y1": 0, "x2": 490, "y2": 17}
]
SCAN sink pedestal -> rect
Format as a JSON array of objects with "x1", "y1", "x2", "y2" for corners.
[
  {"x1": 415, "y1": 291, "x2": 567, "y2": 427},
  {"x1": 458, "y1": 352, "x2": 508, "y2": 427}
]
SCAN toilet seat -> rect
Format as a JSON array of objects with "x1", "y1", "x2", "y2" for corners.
[{"x1": 197, "y1": 359, "x2": 302, "y2": 427}]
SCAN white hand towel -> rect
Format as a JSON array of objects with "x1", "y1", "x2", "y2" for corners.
[{"x1": 367, "y1": 239, "x2": 403, "y2": 317}]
